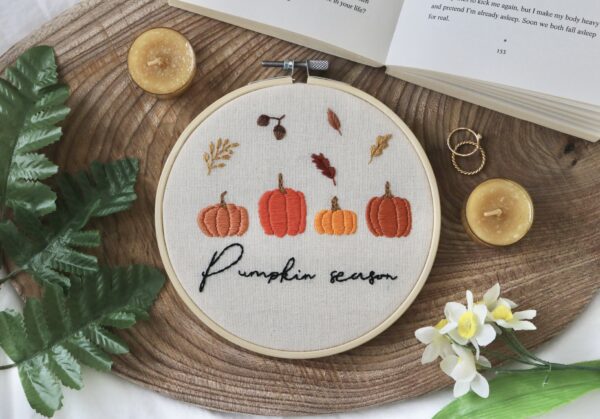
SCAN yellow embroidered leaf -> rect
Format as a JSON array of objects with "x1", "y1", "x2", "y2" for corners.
[{"x1": 369, "y1": 134, "x2": 392, "y2": 164}]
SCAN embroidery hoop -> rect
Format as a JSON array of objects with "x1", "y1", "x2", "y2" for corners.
[{"x1": 155, "y1": 74, "x2": 441, "y2": 359}]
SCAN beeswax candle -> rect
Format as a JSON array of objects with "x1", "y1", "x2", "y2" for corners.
[
  {"x1": 463, "y1": 178, "x2": 534, "y2": 247},
  {"x1": 127, "y1": 28, "x2": 196, "y2": 98}
]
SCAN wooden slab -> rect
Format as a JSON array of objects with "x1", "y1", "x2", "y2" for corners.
[{"x1": 1, "y1": 0, "x2": 598, "y2": 415}]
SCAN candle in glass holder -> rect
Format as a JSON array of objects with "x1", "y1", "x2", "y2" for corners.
[
  {"x1": 463, "y1": 178, "x2": 534, "y2": 247},
  {"x1": 127, "y1": 27, "x2": 196, "y2": 98}
]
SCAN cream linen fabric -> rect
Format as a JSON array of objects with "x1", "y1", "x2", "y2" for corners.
[{"x1": 161, "y1": 83, "x2": 436, "y2": 352}]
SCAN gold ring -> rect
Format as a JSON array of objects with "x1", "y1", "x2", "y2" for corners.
[
  {"x1": 447, "y1": 128, "x2": 482, "y2": 157},
  {"x1": 451, "y1": 141, "x2": 486, "y2": 176}
]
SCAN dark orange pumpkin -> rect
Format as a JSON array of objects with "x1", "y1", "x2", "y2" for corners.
[
  {"x1": 198, "y1": 191, "x2": 249, "y2": 237},
  {"x1": 258, "y1": 173, "x2": 306, "y2": 237},
  {"x1": 366, "y1": 181, "x2": 411, "y2": 238}
]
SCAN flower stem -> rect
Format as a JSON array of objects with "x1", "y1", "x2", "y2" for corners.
[{"x1": 0, "y1": 363, "x2": 15, "y2": 371}]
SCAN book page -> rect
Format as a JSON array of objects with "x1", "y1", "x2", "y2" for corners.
[
  {"x1": 173, "y1": 0, "x2": 404, "y2": 65},
  {"x1": 387, "y1": 0, "x2": 600, "y2": 105}
]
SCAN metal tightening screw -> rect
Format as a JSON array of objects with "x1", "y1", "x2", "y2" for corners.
[{"x1": 261, "y1": 60, "x2": 330, "y2": 72}]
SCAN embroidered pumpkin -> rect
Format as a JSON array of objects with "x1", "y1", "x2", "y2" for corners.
[
  {"x1": 258, "y1": 173, "x2": 306, "y2": 237},
  {"x1": 366, "y1": 181, "x2": 412, "y2": 238},
  {"x1": 314, "y1": 196, "x2": 357, "y2": 235},
  {"x1": 197, "y1": 191, "x2": 249, "y2": 237}
]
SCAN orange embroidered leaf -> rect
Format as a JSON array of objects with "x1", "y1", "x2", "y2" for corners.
[{"x1": 327, "y1": 108, "x2": 342, "y2": 136}]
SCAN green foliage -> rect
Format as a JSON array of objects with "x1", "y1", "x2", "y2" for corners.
[
  {"x1": 0, "y1": 158, "x2": 139, "y2": 287},
  {"x1": 434, "y1": 362, "x2": 600, "y2": 419},
  {"x1": 0, "y1": 45, "x2": 70, "y2": 216},
  {"x1": 0, "y1": 265, "x2": 165, "y2": 417}
]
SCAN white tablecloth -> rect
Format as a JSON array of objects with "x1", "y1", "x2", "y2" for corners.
[{"x1": 0, "y1": 1, "x2": 598, "y2": 418}]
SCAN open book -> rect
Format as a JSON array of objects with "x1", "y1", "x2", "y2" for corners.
[{"x1": 169, "y1": 0, "x2": 600, "y2": 142}]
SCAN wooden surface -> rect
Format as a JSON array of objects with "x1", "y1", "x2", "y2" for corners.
[{"x1": 1, "y1": 0, "x2": 599, "y2": 415}]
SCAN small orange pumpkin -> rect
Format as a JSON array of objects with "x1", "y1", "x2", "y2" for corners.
[
  {"x1": 366, "y1": 181, "x2": 411, "y2": 238},
  {"x1": 314, "y1": 196, "x2": 357, "y2": 235},
  {"x1": 198, "y1": 191, "x2": 249, "y2": 237},
  {"x1": 258, "y1": 173, "x2": 306, "y2": 237}
]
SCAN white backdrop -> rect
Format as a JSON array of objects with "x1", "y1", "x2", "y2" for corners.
[{"x1": 0, "y1": 1, "x2": 598, "y2": 418}]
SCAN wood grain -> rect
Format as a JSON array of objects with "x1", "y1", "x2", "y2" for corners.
[{"x1": 1, "y1": 0, "x2": 599, "y2": 415}]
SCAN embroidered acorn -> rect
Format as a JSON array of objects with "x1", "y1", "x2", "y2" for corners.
[
  {"x1": 366, "y1": 181, "x2": 412, "y2": 238},
  {"x1": 314, "y1": 196, "x2": 357, "y2": 235},
  {"x1": 257, "y1": 114, "x2": 270, "y2": 126},
  {"x1": 273, "y1": 123, "x2": 286, "y2": 140},
  {"x1": 258, "y1": 173, "x2": 306, "y2": 237},
  {"x1": 257, "y1": 114, "x2": 287, "y2": 140},
  {"x1": 197, "y1": 191, "x2": 249, "y2": 237}
]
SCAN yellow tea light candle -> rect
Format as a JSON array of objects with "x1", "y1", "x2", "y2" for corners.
[
  {"x1": 127, "y1": 27, "x2": 196, "y2": 98},
  {"x1": 463, "y1": 178, "x2": 534, "y2": 247}
]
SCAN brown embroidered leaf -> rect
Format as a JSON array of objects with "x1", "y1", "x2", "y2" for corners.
[
  {"x1": 369, "y1": 134, "x2": 393, "y2": 164},
  {"x1": 204, "y1": 138, "x2": 239, "y2": 175},
  {"x1": 311, "y1": 153, "x2": 337, "y2": 186},
  {"x1": 327, "y1": 108, "x2": 342, "y2": 136}
]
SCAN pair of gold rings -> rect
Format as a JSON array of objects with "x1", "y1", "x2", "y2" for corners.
[{"x1": 447, "y1": 128, "x2": 486, "y2": 176}]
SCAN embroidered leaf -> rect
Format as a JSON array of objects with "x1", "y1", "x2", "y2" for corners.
[
  {"x1": 204, "y1": 138, "x2": 239, "y2": 175},
  {"x1": 0, "y1": 159, "x2": 139, "y2": 288},
  {"x1": 434, "y1": 361, "x2": 600, "y2": 419},
  {"x1": 327, "y1": 108, "x2": 342, "y2": 136},
  {"x1": 0, "y1": 265, "x2": 165, "y2": 417},
  {"x1": 311, "y1": 153, "x2": 337, "y2": 186},
  {"x1": 369, "y1": 134, "x2": 392, "y2": 164},
  {"x1": 0, "y1": 45, "x2": 70, "y2": 216}
]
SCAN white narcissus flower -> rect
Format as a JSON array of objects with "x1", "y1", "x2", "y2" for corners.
[
  {"x1": 491, "y1": 301, "x2": 537, "y2": 331},
  {"x1": 482, "y1": 283, "x2": 517, "y2": 312},
  {"x1": 415, "y1": 319, "x2": 454, "y2": 364},
  {"x1": 440, "y1": 290, "x2": 496, "y2": 358},
  {"x1": 441, "y1": 344, "x2": 490, "y2": 398},
  {"x1": 483, "y1": 284, "x2": 537, "y2": 331}
]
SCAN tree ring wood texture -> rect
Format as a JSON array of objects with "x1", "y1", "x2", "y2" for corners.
[{"x1": 1, "y1": 0, "x2": 598, "y2": 415}]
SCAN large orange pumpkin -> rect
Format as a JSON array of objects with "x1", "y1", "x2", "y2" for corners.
[
  {"x1": 198, "y1": 191, "x2": 249, "y2": 237},
  {"x1": 314, "y1": 196, "x2": 357, "y2": 235},
  {"x1": 366, "y1": 181, "x2": 411, "y2": 238},
  {"x1": 258, "y1": 173, "x2": 306, "y2": 237}
]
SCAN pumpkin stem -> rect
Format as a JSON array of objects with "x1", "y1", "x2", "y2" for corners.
[
  {"x1": 384, "y1": 181, "x2": 393, "y2": 198},
  {"x1": 220, "y1": 191, "x2": 227, "y2": 207},
  {"x1": 278, "y1": 173, "x2": 287, "y2": 194},
  {"x1": 331, "y1": 196, "x2": 341, "y2": 211}
]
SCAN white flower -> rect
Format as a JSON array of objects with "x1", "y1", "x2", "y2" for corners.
[
  {"x1": 490, "y1": 300, "x2": 537, "y2": 331},
  {"x1": 415, "y1": 319, "x2": 454, "y2": 364},
  {"x1": 482, "y1": 283, "x2": 517, "y2": 312},
  {"x1": 440, "y1": 290, "x2": 496, "y2": 358},
  {"x1": 441, "y1": 344, "x2": 490, "y2": 398},
  {"x1": 483, "y1": 284, "x2": 537, "y2": 331}
]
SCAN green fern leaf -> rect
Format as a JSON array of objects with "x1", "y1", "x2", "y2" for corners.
[
  {"x1": 0, "y1": 158, "x2": 138, "y2": 287},
  {"x1": 0, "y1": 265, "x2": 165, "y2": 417},
  {"x1": 0, "y1": 46, "x2": 70, "y2": 216}
]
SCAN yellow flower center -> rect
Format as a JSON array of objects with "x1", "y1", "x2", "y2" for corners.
[
  {"x1": 435, "y1": 319, "x2": 448, "y2": 330},
  {"x1": 492, "y1": 305, "x2": 513, "y2": 321},
  {"x1": 457, "y1": 311, "x2": 478, "y2": 339}
]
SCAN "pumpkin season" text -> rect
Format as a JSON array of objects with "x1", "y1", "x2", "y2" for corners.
[{"x1": 199, "y1": 243, "x2": 397, "y2": 292}]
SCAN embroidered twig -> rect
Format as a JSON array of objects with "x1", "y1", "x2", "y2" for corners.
[
  {"x1": 203, "y1": 138, "x2": 239, "y2": 175},
  {"x1": 257, "y1": 114, "x2": 287, "y2": 140},
  {"x1": 369, "y1": 134, "x2": 393, "y2": 164},
  {"x1": 311, "y1": 153, "x2": 337, "y2": 186},
  {"x1": 327, "y1": 108, "x2": 342, "y2": 135}
]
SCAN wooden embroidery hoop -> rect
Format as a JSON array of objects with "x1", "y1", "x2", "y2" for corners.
[{"x1": 155, "y1": 74, "x2": 441, "y2": 359}]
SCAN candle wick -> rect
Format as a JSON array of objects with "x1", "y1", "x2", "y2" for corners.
[
  {"x1": 484, "y1": 208, "x2": 503, "y2": 217},
  {"x1": 147, "y1": 57, "x2": 167, "y2": 68}
]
